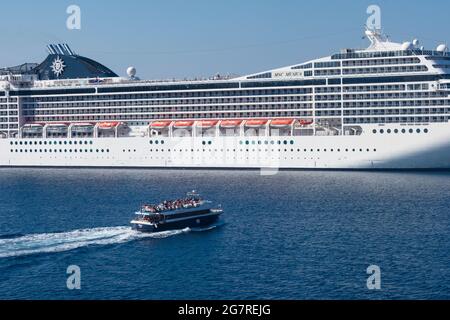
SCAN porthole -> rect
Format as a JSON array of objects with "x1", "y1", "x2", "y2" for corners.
[
  {"x1": 394, "y1": 129, "x2": 399, "y2": 134},
  {"x1": 373, "y1": 129, "x2": 377, "y2": 134},
  {"x1": 387, "y1": 129, "x2": 391, "y2": 134},
  {"x1": 402, "y1": 129, "x2": 406, "y2": 134},
  {"x1": 416, "y1": 129, "x2": 421, "y2": 133},
  {"x1": 424, "y1": 129, "x2": 429, "y2": 133},
  {"x1": 380, "y1": 129, "x2": 384, "y2": 134},
  {"x1": 409, "y1": 129, "x2": 413, "y2": 133}
]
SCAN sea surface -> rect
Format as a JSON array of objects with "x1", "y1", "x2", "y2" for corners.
[{"x1": 0, "y1": 168, "x2": 449, "y2": 300}]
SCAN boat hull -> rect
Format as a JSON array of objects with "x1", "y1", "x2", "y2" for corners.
[
  {"x1": 131, "y1": 212, "x2": 221, "y2": 233},
  {"x1": 2, "y1": 122, "x2": 450, "y2": 169}
]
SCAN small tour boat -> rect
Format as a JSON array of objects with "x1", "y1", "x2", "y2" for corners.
[{"x1": 130, "y1": 191, "x2": 223, "y2": 233}]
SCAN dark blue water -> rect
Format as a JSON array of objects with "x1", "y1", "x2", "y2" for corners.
[{"x1": 0, "y1": 168, "x2": 449, "y2": 300}]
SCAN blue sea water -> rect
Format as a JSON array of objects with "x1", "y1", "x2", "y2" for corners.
[{"x1": 0, "y1": 168, "x2": 449, "y2": 300}]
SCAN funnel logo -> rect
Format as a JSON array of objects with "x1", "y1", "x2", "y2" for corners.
[{"x1": 51, "y1": 57, "x2": 66, "y2": 77}]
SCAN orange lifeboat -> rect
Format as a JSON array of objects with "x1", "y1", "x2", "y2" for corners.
[
  {"x1": 245, "y1": 119, "x2": 269, "y2": 128},
  {"x1": 197, "y1": 120, "x2": 218, "y2": 128},
  {"x1": 150, "y1": 121, "x2": 172, "y2": 128},
  {"x1": 220, "y1": 120, "x2": 243, "y2": 128},
  {"x1": 270, "y1": 119, "x2": 294, "y2": 127},
  {"x1": 173, "y1": 121, "x2": 194, "y2": 129},
  {"x1": 298, "y1": 119, "x2": 314, "y2": 126},
  {"x1": 98, "y1": 122, "x2": 120, "y2": 129}
]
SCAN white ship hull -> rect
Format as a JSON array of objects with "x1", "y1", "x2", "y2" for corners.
[{"x1": 1, "y1": 123, "x2": 450, "y2": 169}]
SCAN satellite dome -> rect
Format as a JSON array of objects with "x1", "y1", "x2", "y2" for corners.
[
  {"x1": 401, "y1": 42, "x2": 413, "y2": 50},
  {"x1": 436, "y1": 44, "x2": 448, "y2": 52},
  {"x1": 412, "y1": 39, "x2": 420, "y2": 47},
  {"x1": 127, "y1": 66, "x2": 137, "y2": 78}
]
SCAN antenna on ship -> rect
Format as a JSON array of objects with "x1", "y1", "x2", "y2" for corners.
[{"x1": 364, "y1": 26, "x2": 388, "y2": 47}]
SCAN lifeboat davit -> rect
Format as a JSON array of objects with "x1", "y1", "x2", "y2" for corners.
[
  {"x1": 298, "y1": 119, "x2": 314, "y2": 126},
  {"x1": 197, "y1": 120, "x2": 218, "y2": 128},
  {"x1": 270, "y1": 119, "x2": 294, "y2": 128},
  {"x1": 173, "y1": 121, "x2": 194, "y2": 129},
  {"x1": 220, "y1": 120, "x2": 243, "y2": 128},
  {"x1": 150, "y1": 121, "x2": 172, "y2": 129},
  {"x1": 98, "y1": 122, "x2": 121, "y2": 129},
  {"x1": 245, "y1": 119, "x2": 269, "y2": 128}
]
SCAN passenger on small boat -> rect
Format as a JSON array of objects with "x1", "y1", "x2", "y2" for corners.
[{"x1": 142, "y1": 196, "x2": 202, "y2": 213}]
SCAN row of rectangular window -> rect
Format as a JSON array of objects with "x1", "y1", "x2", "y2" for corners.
[{"x1": 344, "y1": 116, "x2": 448, "y2": 124}]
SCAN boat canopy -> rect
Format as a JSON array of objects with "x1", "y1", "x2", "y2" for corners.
[
  {"x1": 150, "y1": 121, "x2": 172, "y2": 129},
  {"x1": 173, "y1": 121, "x2": 194, "y2": 129},
  {"x1": 270, "y1": 119, "x2": 294, "y2": 127},
  {"x1": 22, "y1": 123, "x2": 44, "y2": 133},
  {"x1": 71, "y1": 123, "x2": 95, "y2": 133},
  {"x1": 46, "y1": 123, "x2": 69, "y2": 133},
  {"x1": 297, "y1": 119, "x2": 314, "y2": 126},
  {"x1": 245, "y1": 119, "x2": 269, "y2": 127},
  {"x1": 98, "y1": 121, "x2": 121, "y2": 129},
  {"x1": 220, "y1": 120, "x2": 243, "y2": 128},
  {"x1": 197, "y1": 120, "x2": 218, "y2": 128},
  {"x1": 72, "y1": 123, "x2": 95, "y2": 126}
]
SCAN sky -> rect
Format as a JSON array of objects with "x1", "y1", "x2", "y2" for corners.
[{"x1": 1, "y1": 0, "x2": 450, "y2": 79}]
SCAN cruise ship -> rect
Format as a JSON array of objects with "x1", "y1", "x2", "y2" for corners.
[{"x1": 1, "y1": 29, "x2": 450, "y2": 169}]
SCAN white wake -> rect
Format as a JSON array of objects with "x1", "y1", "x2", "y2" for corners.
[{"x1": 0, "y1": 226, "x2": 189, "y2": 258}]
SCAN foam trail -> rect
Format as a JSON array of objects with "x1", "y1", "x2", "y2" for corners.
[{"x1": 0, "y1": 226, "x2": 189, "y2": 258}]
